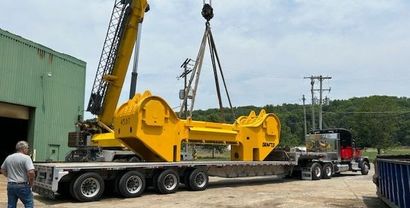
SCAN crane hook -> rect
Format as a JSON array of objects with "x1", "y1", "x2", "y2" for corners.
[{"x1": 202, "y1": 3, "x2": 214, "y2": 21}]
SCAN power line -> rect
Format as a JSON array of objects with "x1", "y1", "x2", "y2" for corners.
[{"x1": 324, "y1": 111, "x2": 410, "y2": 114}]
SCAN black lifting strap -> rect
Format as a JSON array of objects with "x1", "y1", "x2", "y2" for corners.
[
  {"x1": 207, "y1": 26, "x2": 223, "y2": 112},
  {"x1": 200, "y1": 3, "x2": 236, "y2": 121},
  {"x1": 208, "y1": 30, "x2": 236, "y2": 119},
  {"x1": 206, "y1": 23, "x2": 236, "y2": 120}
]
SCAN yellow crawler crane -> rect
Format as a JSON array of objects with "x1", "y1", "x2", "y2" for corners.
[
  {"x1": 66, "y1": 0, "x2": 149, "y2": 162},
  {"x1": 114, "y1": 90, "x2": 281, "y2": 162}
]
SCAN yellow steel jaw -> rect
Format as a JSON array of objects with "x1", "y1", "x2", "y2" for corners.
[{"x1": 114, "y1": 91, "x2": 281, "y2": 162}]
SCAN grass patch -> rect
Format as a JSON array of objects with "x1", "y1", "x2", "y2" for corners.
[
  {"x1": 363, "y1": 146, "x2": 410, "y2": 162},
  {"x1": 191, "y1": 146, "x2": 410, "y2": 162},
  {"x1": 196, "y1": 150, "x2": 230, "y2": 161}
]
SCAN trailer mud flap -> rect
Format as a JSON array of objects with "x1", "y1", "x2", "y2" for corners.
[
  {"x1": 33, "y1": 185, "x2": 55, "y2": 199},
  {"x1": 301, "y1": 167, "x2": 312, "y2": 180}
]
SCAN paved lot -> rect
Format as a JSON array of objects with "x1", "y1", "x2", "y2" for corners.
[{"x1": 0, "y1": 169, "x2": 386, "y2": 208}]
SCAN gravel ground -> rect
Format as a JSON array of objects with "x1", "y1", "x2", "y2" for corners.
[{"x1": 0, "y1": 169, "x2": 386, "y2": 208}]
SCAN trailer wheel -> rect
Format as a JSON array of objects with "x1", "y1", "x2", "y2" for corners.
[
  {"x1": 69, "y1": 176, "x2": 78, "y2": 200},
  {"x1": 361, "y1": 161, "x2": 370, "y2": 175},
  {"x1": 118, "y1": 171, "x2": 145, "y2": 198},
  {"x1": 311, "y1": 163, "x2": 322, "y2": 180},
  {"x1": 70, "y1": 172, "x2": 105, "y2": 202},
  {"x1": 322, "y1": 163, "x2": 332, "y2": 179},
  {"x1": 185, "y1": 169, "x2": 209, "y2": 191},
  {"x1": 57, "y1": 182, "x2": 70, "y2": 196},
  {"x1": 154, "y1": 169, "x2": 179, "y2": 194},
  {"x1": 128, "y1": 156, "x2": 141, "y2": 162}
]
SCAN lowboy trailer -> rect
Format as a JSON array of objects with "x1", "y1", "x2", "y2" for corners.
[
  {"x1": 33, "y1": 159, "x2": 296, "y2": 201},
  {"x1": 34, "y1": 128, "x2": 370, "y2": 202}
]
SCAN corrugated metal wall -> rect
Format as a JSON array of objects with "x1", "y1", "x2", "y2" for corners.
[{"x1": 0, "y1": 28, "x2": 86, "y2": 161}]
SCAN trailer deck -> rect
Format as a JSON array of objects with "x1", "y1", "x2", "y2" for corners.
[
  {"x1": 34, "y1": 160, "x2": 297, "y2": 169},
  {"x1": 33, "y1": 160, "x2": 297, "y2": 199}
]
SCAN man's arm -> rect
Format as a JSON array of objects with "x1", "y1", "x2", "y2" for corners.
[
  {"x1": 27, "y1": 169, "x2": 35, "y2": 187},
  {"x1": 24, "y1": 156, "x2": 35, "y2": 187},
  {"x1": 0, "y1": 168, "x2": 7, "y2": 177},
  {"x1": 1, "y1": 160, "x2": 7, "y2": 177}
]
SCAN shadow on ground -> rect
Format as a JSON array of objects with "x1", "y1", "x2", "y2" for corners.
[
  {"x1": 362, "y1": 196, "x2": 388, "y2": 208},
  {"x1": 34, "y1": 176, "x2": 291, "y2": 205}
]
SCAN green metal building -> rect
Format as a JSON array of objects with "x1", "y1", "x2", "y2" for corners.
[{"x1": 0, "y1": 28, "x2": 86, "y2": 163}]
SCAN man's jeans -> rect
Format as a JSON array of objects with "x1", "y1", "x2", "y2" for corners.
[{"x1": 7, "y1": 183, "x2": 33, "y2": 208}]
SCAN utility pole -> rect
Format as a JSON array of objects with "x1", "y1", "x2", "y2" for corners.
[
  {"x1": 310, "y1": 78, "x2": 315, "y2": 130},
  {"x1": 317, "y1": 76, "x2": 331, "y2": 129},
  {"x1": 302, "y1": 94, "x2": 307, "y2": 136},
  {"x1": 178, "y1": 58, "x2": 194, "y2": 118},
  {"x1": 304, "y1": 76, "x2": 316, "y2": 130},
  {"x1": 305, "y1": 75, "x2": 332, "y2": 129},
  {"x1": 305, "y1": 75, "x2": 331, "y2": 130}
]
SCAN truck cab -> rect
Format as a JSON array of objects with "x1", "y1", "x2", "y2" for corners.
[
  {"x1": 308, "y1": 128, "x2": 365, "y2": 162},
  {"x1": 291, "y1": 128, "x2": 370, "y2": 180}
]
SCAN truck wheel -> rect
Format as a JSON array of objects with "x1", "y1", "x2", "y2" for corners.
[
  {"x1": 154, "y1": 169, "x2": 179, "y2": 194},
  {"x1": 185, "y1": 169, "x2": 209, "y2": 191},
  {"x1": 311, "y1": 163, "x2": 322, "y2": 180},
  {"x1": 69, "y1": 175, "x2": 78, "y2": 199},
  {"x1": 128, "y1": 156, "x2": 141, "y2": 162},
  {"x1": 57, "y1": 182, "x2": 70, "y2": 196},
  {"x1": 322, "y1": 163, "x2": 332, "y2": 179},
  {"x1": 70, "y1": 172, "x2": 105, "y2": 202},
  {"x1": 361, "y1": 161, "x2": 370, "y2": 175},
  {"x1": 118, "y1": 171, "x2": 145, "y2": 198}
]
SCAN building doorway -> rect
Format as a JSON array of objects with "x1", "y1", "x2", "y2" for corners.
[{"x1": 0, "y1": 102, "x2": 30, "y2": 165}]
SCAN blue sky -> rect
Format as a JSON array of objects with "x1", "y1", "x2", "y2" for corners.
[{"x1": 1, "y1": 0, "x2": 410, "y2": 117}]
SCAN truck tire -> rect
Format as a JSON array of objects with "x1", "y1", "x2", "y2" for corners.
[
  {"x1": 69, "y1": 175, "x2": 78, "y2": 200},
  {"x1": 57, "y1": 182, "x2": 70, "y2": 196},
  {"x1": 128, "y1": 156, "x2": 141, "y2": 162},
  {"x1": 322, "y1": 163, "x2": 332, "y2": 179},
  {"x1": 118, "y1": 171, "x2": 145, "y2": 198},
  {"x1": 311, "y1": 163, "x2": 322, "y2": 180},
  {"x1": 70, "y1": 172, "x2": 105, "y2": 202},
  {"x1": 184, "y1": 169, "x2": 209, "y2": 191},
  {"x1": 153, "y1": 169, "x2": 179, "y2": 194},
  {"x1": 361, "y1": 161, "x2": 370, "y2": 175}
]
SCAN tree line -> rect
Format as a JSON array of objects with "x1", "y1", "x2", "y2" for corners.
[{"x1": 191, "y1": 96, "x2": 410, "y2": 153}]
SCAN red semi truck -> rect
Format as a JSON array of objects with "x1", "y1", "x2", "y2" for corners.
[{"x1": 290, "y1": 128, "x2": 370, "y2": 180}]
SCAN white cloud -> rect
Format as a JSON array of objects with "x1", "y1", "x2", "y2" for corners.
[{"x1": 1, "y1": 0, "x2": 409, "y2": 118}]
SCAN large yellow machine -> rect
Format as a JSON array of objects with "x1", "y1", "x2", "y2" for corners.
[
  {"x1": 114, "y1": 91, "x2": 280, "y2": 162},
  {"x1": 68, "y1": 0, "x2": 281, "y2": 162}
]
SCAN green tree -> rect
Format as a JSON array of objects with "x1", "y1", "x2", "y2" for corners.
[
  {"x1": 279, "y1": 125, "x2": 301, "y2": 147},
  {"x1": 354, "y1": 96, "x2": 398, "y2": 154},
  {"x1": 190, "y1": 95, "x2": 410, "y2": 152}
]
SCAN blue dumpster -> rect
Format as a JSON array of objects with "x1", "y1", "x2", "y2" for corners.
[{"x1": 374, "y1": 155, "x2": 410, "y2": 208}]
